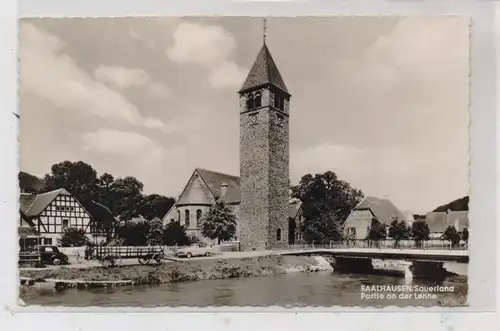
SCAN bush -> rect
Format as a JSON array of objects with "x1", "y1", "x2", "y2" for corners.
[
  {"x1": 58, "y1": 227, "x2": 90, "y2": 247},
  {"x1": 411, "y1": 220, "x2": 430, "y2": 245},
  {"x1": 163, "y1": 221, "x2": 190, "y2": 246},
  {"x1": 442, "y1": 225, "x2": 461, "y2": 247},
  {"x1": 366, "y1": 218, "x2": 387, "y2": 241}
]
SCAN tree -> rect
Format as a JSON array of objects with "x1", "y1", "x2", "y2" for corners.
[
  {"x1": 291, "y1": 171, "x2": 364, "y2": 244},
  {"x1": 93, "y1": 173, "x2": 115, "y2": 210},
  {"x1": 41, "y1": 161, "x2": 99, "y2": 205},
  {"x1": 301, "y1": 210, "x2": 343, "y2": 244},
  {"x1": 146, "y1": 217, "x2": 164, "y2": 246},
  {"x1": 58, "y1": 227, "x2": 90, "y2": 247},
  {"x1": 109, "y1": 176, "x2": 144, "y2": 221},
  {"x1": 114, "y1": 218, "x2": 149, "y2": 246},
  {"x1": 139, "y1": 194, "x2": 175, "y2": 221},
  {"x1": 366, "y1": 218, "x2": 387, "y2": 244},
  {"x1": 19, "y1": 171, "x2": 43, "y2": 193},
  {"x1": 411, "y1": 220, "x2": 430, "y2": 246},
  {"x1": 388, "y1": 218, "x2": 411, "y2": 247},
  {"x1": 201, "y1": 200, "x2": 237, "y2": 244},
  {"x1": 442, "y1": 225, "x2": 461, "y2": 247},
  {"x1": 163, "y1": 220, "x2": 190, "y2": 246},
  {"x1": 461, "y1": 227, "x2": 469, "y2": 244}
]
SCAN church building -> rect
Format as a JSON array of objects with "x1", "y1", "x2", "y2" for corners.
[{"x1": 163, "y1": 34, "x2": 294, "y2": 250}]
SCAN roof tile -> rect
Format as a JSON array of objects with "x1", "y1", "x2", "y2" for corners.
[
  {"x1": 239, "y1": 44, "x2": 288, "y2": 94},
  {"x1": 354, "y1": 196, "x2": 406, "y2": 225}
]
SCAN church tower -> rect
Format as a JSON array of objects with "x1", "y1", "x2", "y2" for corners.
[{"x1": 238, "y1": 27, "x2": 291, "y2": 251}]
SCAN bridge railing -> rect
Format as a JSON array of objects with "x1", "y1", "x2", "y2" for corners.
[{"x1": 281, "y1": 239, "x2": 468, "y2": 251}]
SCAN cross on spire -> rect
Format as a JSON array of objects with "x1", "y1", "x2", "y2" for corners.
[{"x1": 263, "y1": 17, "x2": 267, "y2": 44}]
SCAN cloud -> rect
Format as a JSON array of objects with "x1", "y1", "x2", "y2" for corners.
[
  {"x1": 19, "y1": 23, "x2": 167, "y2": 130},
  {"x1": 93, "y1": 65, "x2": 150, "y2": 89},
  {"x1": 81, "y1": 129, "x2": 189, "y2": 196},
  {"x1": 209, "y1": 61, "x2": 248, "y2": 89},
  {"x1": 149, "y1": 81, "x2": 172, "y2": 98},
  {"x1": 325, "y1": 17, "x2": 470, "y2": 154},
  {"x1": 167, "y1": 21, "x2": 247, "y2": 88},
  {"x1": 167, "y1": 22, "x2": 235, "y2": 65},
  {"x1": 82, "y1": 129, "x2": 162, "y2": 156}
]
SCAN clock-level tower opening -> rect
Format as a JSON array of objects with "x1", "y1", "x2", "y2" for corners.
[{"x1": 238, "y1": 37, "x2": 291, "y2": 251}]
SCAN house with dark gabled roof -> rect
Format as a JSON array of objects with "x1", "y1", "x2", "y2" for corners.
[
  {"x1": 425, "y1": 210, "x2": 469, "y2": 238},
  {"x1": 19, "y1": 188, "x2": 115, "y2": 245},
  {"x1": 342, "y1": 196, "x2": 406, "y2": 240}
]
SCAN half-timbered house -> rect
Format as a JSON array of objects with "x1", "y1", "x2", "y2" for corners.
[{"x1": 19, "y1": 188, "x2": 111, "y2": 245}]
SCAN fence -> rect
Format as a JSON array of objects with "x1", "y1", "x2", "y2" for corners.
[
  {"x1": 54, "y1": 244, "x2": 238, "y2": 260},
  {"x1": 18, "y1": 251, "x2": 41, "y2": 263},
  {"x1": 280, "y1": 239, "x2": 468, "y2": 251}
]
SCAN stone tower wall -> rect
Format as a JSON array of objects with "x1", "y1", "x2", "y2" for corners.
[
  {"x1": 239, "y1": 92, "x2": 271, "y2": 250},
  {"x1": 267, "y1": 108, "x2": 289, "y2": 246},
  {"x1": 239, "y1": 87, "x2": 290, "y2": 250}
]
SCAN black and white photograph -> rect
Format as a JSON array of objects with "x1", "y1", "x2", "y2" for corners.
[{"x1": 17, "y1": 16, "x2": 470, "y2": 307}]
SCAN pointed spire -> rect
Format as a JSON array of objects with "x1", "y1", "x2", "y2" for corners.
[
  {"x1": 239, "y1": 43, "x2": 289, "y2": 94},
  {"x1": 263, "y1": 18, "x2": 267, "y2": 45}
]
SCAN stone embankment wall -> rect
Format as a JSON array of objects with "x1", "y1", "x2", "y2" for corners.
[{"x1": 20, "y1": 255, "x2": 333, "y2": 289}]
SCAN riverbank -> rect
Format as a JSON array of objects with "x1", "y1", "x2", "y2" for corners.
[{"x1": 19, "y1": 255, "x2": 333, "y2": 288}]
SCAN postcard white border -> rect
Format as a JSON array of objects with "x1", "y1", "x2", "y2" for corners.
[{"x1": 1, "y1": 0, "x2": 498, "y2": 328}]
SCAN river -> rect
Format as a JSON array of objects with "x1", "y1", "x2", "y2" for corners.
[{"x1": 20, "y1": 268, "x2": 468, "y2": 307}]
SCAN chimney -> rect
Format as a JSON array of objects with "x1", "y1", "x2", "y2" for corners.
[{"x1": 221, "y1": 182, "x2": 228, "y2": 197}]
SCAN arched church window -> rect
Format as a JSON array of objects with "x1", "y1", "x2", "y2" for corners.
[
  {"x1": 276, "y1": 228, "x2": 282, "y2": 242},
  {"x1": 185, "y1": 210, "x2": 190, "y2": 229},
  {"x1": 196, "y1": 209, "x2": 202, "y2": 223},
  {"x1": 246, "y1": 94, "x2": 255, "y2": 110},
  {"x1": 254, "y1": 92, "x2": 262, "y2": 108},
  {"x1": 177, "y1": 210, "x2": 181, "y2": 222}
]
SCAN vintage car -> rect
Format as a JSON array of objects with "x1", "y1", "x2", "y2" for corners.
[
  {"x1": 176, "y1": 244, "x2": 214, "y2": 258},
  {"x1": 34, "y1": 245, "x2": 69, "y2": 265}
]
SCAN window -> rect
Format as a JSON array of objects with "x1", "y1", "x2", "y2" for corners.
[
  {"x1": 276, "y1": 228, "x2": 282, "y2": 242},
  {"x1": 177, "y1": 210, "x2": 181, "y2": 222},
  {"x1": 56, "y1": 206, "x2": 75, "y2": 212},
  {"x1": 62, "y1": 219, "x2": 69, "y2": 229},
  {"x1": 246, "y1": 94, "x2": 255, "y2": 110},
  {"x1": 347, "y1": 227, "x2": 356, "y2": 238},
  {"x1": 274, "y1": 93, "x2": 282, "y2": 110},
  {"x1": 44, "y1": 238, "x2": 52, "y2": 245},
  {"x1": 170, "y1": 218, "x2": 174, "y2": 223},
  {"x1": 185, "y1": 210, "x2": 190, "y2": 229},
  {"x1": 254, "y1": 92, "x2": 262, "y2": 108},
  {"x1": 196, "y1": 209, "x2": 202, "y2": 223}
]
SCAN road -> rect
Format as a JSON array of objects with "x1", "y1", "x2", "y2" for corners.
[{"x1": 19, "y1": 247, "x2": 467, "y2": 271}]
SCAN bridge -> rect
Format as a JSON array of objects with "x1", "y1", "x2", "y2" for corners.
[
  {"x1": 277, "y1": 247, "x2": 469, "y2": 263},
  {"x1": 274, "y1": 246, "x2": 468, "y2": 280}
]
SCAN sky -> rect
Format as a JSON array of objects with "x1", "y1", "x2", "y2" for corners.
[{"x1": 18, "y1": 17, "x2": 470, "y2": 214}]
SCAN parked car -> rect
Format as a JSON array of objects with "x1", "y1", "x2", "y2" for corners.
[
  {"x1": 176, "y1": 244, "x2": 214, "y2": 258},
  {"x1": 34, "y1": 245, "x2": 69, "y2": 265}
]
